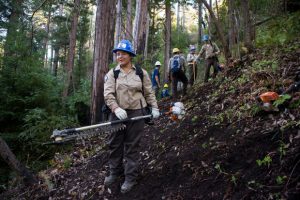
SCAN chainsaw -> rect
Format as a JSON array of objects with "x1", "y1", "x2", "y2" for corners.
[{"x1": 44, "y1": 114, "x2": 153, "y2": 145}]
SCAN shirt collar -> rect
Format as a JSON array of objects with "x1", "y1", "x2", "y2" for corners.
[{"x1": 115, "y1": 64, "x2": 136, "y2": 72}]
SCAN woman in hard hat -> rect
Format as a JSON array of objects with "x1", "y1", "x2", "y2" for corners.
[
  {"x1": 151, "y1": 61, "x2": 161, "y2": 97},
  {"x1": 103, "y1": 40, "x2": 159, "y2": 193}
]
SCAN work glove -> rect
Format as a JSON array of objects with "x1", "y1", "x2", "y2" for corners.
[
  {"x1": 151, "y1": 107, "x2": 160, "y2": 119},
  {"x1": 114, "y1": 107, "x2": 128, "y2": 120}
]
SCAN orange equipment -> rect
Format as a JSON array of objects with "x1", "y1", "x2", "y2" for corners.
[{"x1": 259, "y1": 92, "x2": 279, "y2": 103}]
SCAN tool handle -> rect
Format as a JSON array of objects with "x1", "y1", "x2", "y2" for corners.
[{"x1": 52, "y1": 114, "x2": 153, "y2": 137}]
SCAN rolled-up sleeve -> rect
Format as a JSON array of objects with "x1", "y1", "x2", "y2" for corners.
[
  {"x1": 104, "y1": 69, "x2": 119, "y2": 111},
  {"x1": 142, "y1": 69, "x2": 158, "y2": 109}
]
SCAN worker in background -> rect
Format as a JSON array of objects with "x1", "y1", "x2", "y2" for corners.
[
  {"x1": 151, "y1": 61, "x2": 161, "y2": 97},
  {"x1": 197, "y1": 35, "x2": 220, "y2": 82},
  {"x1": 186, "y1": 45, "x2": 198, "y2": 86},
  {"x1": 168, "y1": 48, "x2": 188, "y2": 99}
]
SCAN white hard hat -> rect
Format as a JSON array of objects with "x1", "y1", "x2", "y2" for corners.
[{"x1": 155, "y1": 61, "x2": 161, "y2": 66}]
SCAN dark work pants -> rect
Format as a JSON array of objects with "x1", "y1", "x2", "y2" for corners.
[
  {"x1": 108, "y1": 109, "x2": 145, "y2": 182},
  {"x1": 204, "y1": 57, "x2": 218, "y2": 82},
  {"x1": 171, "y1": 69, "x2": 188, "y2": 98},
  {"x1": 187, "y1": 63, "x2": 197, "y2": 86}
]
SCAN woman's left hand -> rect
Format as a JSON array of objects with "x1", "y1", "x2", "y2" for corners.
[{"x1": 151, "y1": 108, "x2": 160, "y2": 119}]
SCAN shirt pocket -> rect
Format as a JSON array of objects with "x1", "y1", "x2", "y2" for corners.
[{"x1": 130, "y1": 75, "x2": 143, "y2": 93}]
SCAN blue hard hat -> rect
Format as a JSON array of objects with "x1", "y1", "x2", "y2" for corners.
[
  {"x1": 113, "y1": 40, "x2": 136, "y2": 56},
  {"x1": 202, "y1": 35, "x2": 210, "y2": 41}
]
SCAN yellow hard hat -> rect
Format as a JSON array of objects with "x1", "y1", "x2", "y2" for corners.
[
  {"x1": 164, "y1": 83, "x2": 168, "y2": 88},
  {"x1": 172, "y1": 48, "x2": 180, "y2": 54}
]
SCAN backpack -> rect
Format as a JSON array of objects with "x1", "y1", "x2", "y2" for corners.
[{"x1": 170, "y1": 55, "x2": 180, "y2": 73}]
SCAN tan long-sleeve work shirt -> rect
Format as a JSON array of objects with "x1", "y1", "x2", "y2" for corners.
[{"x1": 104, "y1": 64, "x2": 158, "y2": 112}]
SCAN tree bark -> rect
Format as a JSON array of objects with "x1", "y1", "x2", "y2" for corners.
[
  {"x1": 133, "y1": 0, "x2": 148, "y2": 59},
  {"x1": 198, "y1": 1, "x2": 203, "y2": 46},
  {"x1": 3, "y1": 0, "x2": 24, "y2": 70},
  {"x1": 63, "y1": 0, "x2": 81, "y2": 98},
  {"x1": 241, "y1": 0, "x2": 254, "y2": 52},
  {"x1": 0, "y1": 137, "x2": 37, "y2": 186},
  {"x1": 164, "y1": 0, "x2": 171, "y2": 82},
  {"x1": 53, "y1": 47, "x2": 59, "y2": 76},
  {"x1": 228, "y1": 0, "x2": 236, "y2": 57},
  {"x1": 126, "y1": 0, "x2": 133, "y2": 40},
  {"x1": 144, "y1": 13, "x2": 150, "y2": 59},
  {"x1": 114, "y1": 0, "x2": 122, "y2": 61},
  {"x1": 91, "y1": 0, "x2": 117, "y2": 124},
  {"x1": 200, "y1": 0, "x2": 231, "y2": 62},
  {"x1": 43, "y1": 3, "x2": 52, "y2": 69}
]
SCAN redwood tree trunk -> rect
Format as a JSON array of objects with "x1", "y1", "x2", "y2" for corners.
[
  {"x1": 63, "y1": 0, "x2": 80, "y2": 98},
  {"x1": 0, "y1": 137, "x2": 37, "y2": 186},
  {"x1": 164, "y1": 0, "x2": 171, "y2": 82},
  {"x1": 133, "y1": 0, "x2": 148, "y2": 58},
  {"x1": 125, "y1": 0, "x2": 133, "y2": 39},
  {"x1": 91, "y1": 0, "x2": 117, "y2": 124}
]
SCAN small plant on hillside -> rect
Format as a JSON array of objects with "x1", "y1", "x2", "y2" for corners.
[
  {"x1": 256, "y1": 155, "x2": 272, "y2": 168},
  {"x1": 276, "y1": 175, "x2": 287, "y2": 185},
  {"x1": 278, "y1": 141, "x2": 288, "y2": 161}
]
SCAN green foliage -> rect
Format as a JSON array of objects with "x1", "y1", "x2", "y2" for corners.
[
  {"x1": 256, "y1": 11, "x2": 300, "y2": 47},
  {"x1": 276, "y1": 175, "x2": 287, "y2": 185},
  {"x1": 278, "y1": 141, "x2": 288, "y2": 161},
  {"x1": 171, "y1": 27, "x2": 192, "y2": 54},
  {"x1": 252, "y1": 59, "x2": 278, "y2": 72},
  {"x1": 256, "y1": 155, "x2": 272, "y2": 167},
  {"x1": 273, "y1": 94, "x2": 291, "y2": 108},
  {"x1": 66, "y1": 78, "x2": 91, "y2": 116}
]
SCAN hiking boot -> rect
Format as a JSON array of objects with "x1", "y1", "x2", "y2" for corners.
[
  {"x1": 104, "y1": 174, "x2": 118, "y2": 186},
  {"x1": 120, "y1": 180, "x2": 137, "y2": 194}
]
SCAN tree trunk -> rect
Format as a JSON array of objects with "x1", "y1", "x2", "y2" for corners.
[
  {"x1": 200, "y1": 0, "x2": 231, "y2": 62},
  {"x1": 177, "y1": 2, "x2": 180, "y2": 40},
  {"x1": 91, "y1": 0, "x2": 117, "y2": 124},
  {"x1": 43, "y1": 3, "x2": 52, "y2": 69},
  {"x1": 198, "y1": 1, "x2": 203, "y2": 46},
  {"x1": 228, "y1": 0, "x2": 236, "y2": 57},
  {"x1": 63, "y1": 0, "x2": 81, "y2": 98},
  {"x1": 144, "y1": 13, "x2": 150, "y2": 59},
  {"x1": 125, "y1": 0, "x2": 133, "y2": 40},
  {"x1": 3, "y1": 0, "x2": 24, "y2": 70},
  {"x1": 164, "y1": 0, "x2": 171, "y2": 82},
  {"x1": 133, "y1": 0, "x2": 148, "y2": 59},
  {"x1": 0, "y1": 137, "x2": 37, "y2": 186},
  {"x1": 215, "y1": 0, "x2": 219, "y2": 20},
  {"x1": 114, "y1": 0, "x2": 122, "y2": 61},
  {"x1": 53, "y1": 47, "x2": 59, "y2": 76},
  {"x1": 241, "y1": 0, "x2": 254, "y2": 52}
]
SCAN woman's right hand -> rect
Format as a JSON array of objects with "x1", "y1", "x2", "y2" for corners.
[{"x1": 114, "y1": 107, "x2": 128, "y2": 120}]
